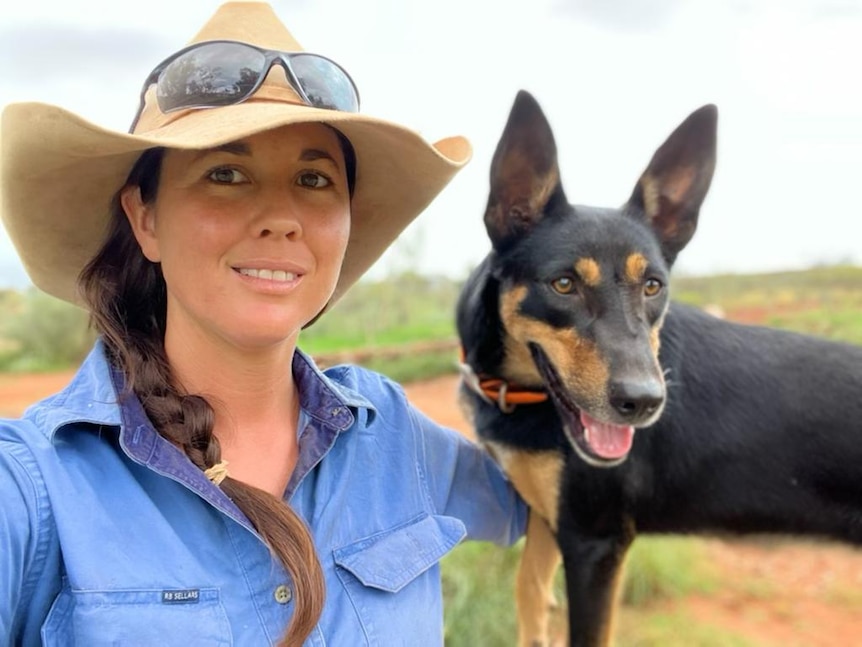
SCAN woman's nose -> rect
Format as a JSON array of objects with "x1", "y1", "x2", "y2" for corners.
[{"x1": 253, "y1": 199, "x2": 303, "y2": 240}]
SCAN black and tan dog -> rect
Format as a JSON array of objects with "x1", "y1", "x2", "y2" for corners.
[{"x1": 456, "y1": 91, "x2": 862, "y2": 646}]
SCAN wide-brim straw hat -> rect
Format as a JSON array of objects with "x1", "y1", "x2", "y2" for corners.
[{"x1": 0, "y1": 1, "x2": 471, "y2": 309}]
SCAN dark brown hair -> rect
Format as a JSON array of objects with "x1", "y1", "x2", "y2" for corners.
[{"x1": 78, "y1": 132, "x2": 354, "y2": 644}]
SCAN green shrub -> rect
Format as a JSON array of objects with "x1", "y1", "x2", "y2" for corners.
[
  {"x1": 0, "y1": 289, "x2": 94, "y2": 371},
  {"x1": 302, "y1": 272, "x2": 460, "y2": 353}
]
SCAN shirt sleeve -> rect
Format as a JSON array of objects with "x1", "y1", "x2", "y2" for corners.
[
  {"x1": 408, "y1": 405, "x2": 528, "y2": 546},
  {"x1": 0, "y1": 436, "x2": 56, "y2": 644}
]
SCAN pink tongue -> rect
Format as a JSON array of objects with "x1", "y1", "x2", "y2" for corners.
[{"x1": 580, "y1": 411, "x2": 634, "y2": 459}]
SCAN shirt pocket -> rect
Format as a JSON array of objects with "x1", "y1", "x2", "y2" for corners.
[
  {"x1": 41, "y1": 585, "x2": 232, "y2": 646},
  {"x1": 332, "y1": 513, "x2": 466, "y2": 645},
  {"x1": 334, "y1": 513, "x2": 466, "y2": 592}
]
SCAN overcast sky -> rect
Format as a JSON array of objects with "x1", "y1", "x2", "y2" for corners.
[{"x1": 2, "y1": 0, "x2": 861, "y2": 289}]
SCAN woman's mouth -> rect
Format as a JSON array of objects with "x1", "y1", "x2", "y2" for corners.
[
  {"x1": 529, "y1": 343, "x2": 635, "y2": 468},
  {"x1": 236, "y1": 267, "x2": 298, "y2": 282}
]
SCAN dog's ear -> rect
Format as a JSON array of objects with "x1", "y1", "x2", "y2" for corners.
[
  {"x1": 484, "y1": 90, "x2": 565, "y2": 251},
  {"x1": 626, "y1": 104, "x2": 717, "y2": 266}
]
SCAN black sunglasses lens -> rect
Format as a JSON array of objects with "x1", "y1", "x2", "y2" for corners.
[
  {"x1": 156, "y1": 43, "x2": 267, "y2": 112},
  {"x1": 290, "y1": 54, "x2": 359, "y2": 112}
]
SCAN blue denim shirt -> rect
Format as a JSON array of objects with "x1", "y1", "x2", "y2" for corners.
[{"x1": 0, "y1": 341, "x2": 526, "y2": 646}]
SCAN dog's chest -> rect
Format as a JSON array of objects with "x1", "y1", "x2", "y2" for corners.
[{"x1": 485, "y1": 441, "x2": 564, "y2": 531}]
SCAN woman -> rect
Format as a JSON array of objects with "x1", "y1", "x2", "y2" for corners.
[{"x1": 0, "y1": 3, "x2": 526, "y2": 645}]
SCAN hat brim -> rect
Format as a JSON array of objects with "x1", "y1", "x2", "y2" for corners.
[{"x1": 1, "y1": 99, "x2": 471, "y2": 307}]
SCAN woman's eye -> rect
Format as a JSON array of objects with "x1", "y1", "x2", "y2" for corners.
[
  {"x1": 644, "y1": 278, "x2": 663, "y2": 297},
  {"x1": 551, "y1": 277, "x2": 577, "y2": 295},
  {"x1": 297, "y1": 171, "x2": 331, "y2": 189},
  {"x1": 208, "y1": 167, "x2": 247, "y2": 184}
]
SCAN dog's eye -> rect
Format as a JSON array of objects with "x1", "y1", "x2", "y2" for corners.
[
  {"x1": 644, "y1": 278, "x2": 663, "y2": 297},
  {"x1": 551, "y1": 277, "x2": 577, "y2": 295}
]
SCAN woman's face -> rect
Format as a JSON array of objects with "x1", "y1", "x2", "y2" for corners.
[{"x1": 122, "y1": 123, "x2": 351, "y2": 351}]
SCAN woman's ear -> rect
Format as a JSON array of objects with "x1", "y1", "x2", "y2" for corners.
[{"x1": 120, "y1": 185, "x2": 161, "y2": 263}]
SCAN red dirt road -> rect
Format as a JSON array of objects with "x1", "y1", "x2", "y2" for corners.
[{"x1": 3, "y1": 370, "x2": 862, "y2": 645}]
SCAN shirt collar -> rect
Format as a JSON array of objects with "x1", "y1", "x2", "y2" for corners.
[
  {"x1": 25, "y1": 339, "x2": 123, "y2": 440},
  {"x1": 292, "y1": 348, "x2": 375, "y2": 429},
  {"x1": 27, "y1": 340, "x2": 377, "y2": 442}
]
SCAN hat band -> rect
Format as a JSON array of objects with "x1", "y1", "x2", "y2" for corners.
[{"x1": 128, "y1": 40, "x2": 361, "y2": 133}]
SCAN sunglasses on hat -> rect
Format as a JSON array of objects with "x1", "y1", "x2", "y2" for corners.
[{"x1": 129, "y1": 40, "x2": 360, "y2": 132}]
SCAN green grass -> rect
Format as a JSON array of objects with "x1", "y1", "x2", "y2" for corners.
[
  {"x1": 300, "y1": 319, "x2": 456, "y2": 355},
  {"x1": 767, "y1": 307, "x2": 862, "y2": 345},
  {"x1": 362, "y1": 349, "x2": 460, "y2": 384},
  {"x1": 441, "y1": 541, "x2": 531, "y2": 647},
  {"x1": 441, "y1": 535, "x2": 719, "y2": 646},
  {"x1": 300, "y1": 272, "x2": 460, "y2": 355},
  {"x1": 615, "y1": 609, "x2": 760, "y2": 647},
  {"x1": 621, "y1": 536, "x2": 718, "y2": 606},
  {"x1": 672, "y1": 264, "x2": 862, "y2": 310}
]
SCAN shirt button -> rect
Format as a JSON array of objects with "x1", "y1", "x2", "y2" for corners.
[{"x1": 274, "y1": 584, "x2": 292, "y2": 604}]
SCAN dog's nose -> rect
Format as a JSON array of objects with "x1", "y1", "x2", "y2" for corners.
[{"x1": 609, "y1": 380, "x2": 664, "y2": 421}]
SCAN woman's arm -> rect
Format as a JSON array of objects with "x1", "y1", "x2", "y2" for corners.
[
  {"x1": 409, "y1": 405, "x2": 528, "y2": 546},
  {"x1": 0, "y1": 432, "x2": 58, "y2": 645}
]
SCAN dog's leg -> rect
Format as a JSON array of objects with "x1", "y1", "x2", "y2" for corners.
[
  {"x1": 560, "y1": 525, "x2": 634, "y2": 647},
  {"x1": 517, "y1": 511, "x2": 562, "y2": 647}
]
